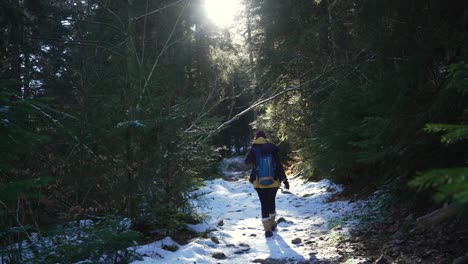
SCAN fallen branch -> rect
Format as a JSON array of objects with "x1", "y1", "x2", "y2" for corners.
[
  {"x1": 193, "y1": 66, "x2": 336, "y2": 143},
  {"x1": 208, "y1": 70, "x2": 331, "y2": 136},
  {"x1": 416, "y1": 204, "x2": 457, "y2": 228},
  {"x1": 195, "y1": 86, "x2": 300, "y2": 144},
  {"x1": 185, "y1": 91, "x2": 244, "y2": 133},
  {"x1": 215, "y1": 86, "x2": 300, "y2": 132}
]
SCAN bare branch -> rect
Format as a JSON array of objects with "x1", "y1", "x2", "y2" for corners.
[
  {"x1": 95, "y1": 0, "x2": 125, "y2": 29},
  {"x1": 30, "y1": 37, "x2": 125, "y2": 57},
  {"x1": 133, "y1": 0, "x2": 186, "y2": 20},
  {"x1": 136, "y1": 0, "x2": 190, "y2": 109},
  {"x1": 13, "y1": 95, "x2": 98, "y2": 158},
  {"x1": 34, "y1": 103, "x2": 79, "y2": 120},
  {"x1": 129, "y1": 37, "x2": 142, "y2": 68},
  {"x1": 141, "y1": 0, "x2": 150, "y2": 66},
  {"x1": 41, "y1": 15, "x2": 122, "y2": 31},
  {"x1": 0, "y1": 200, "x2": 34, "y2": 242},
  {"x1": 185, "y1": 91, "x2": 245, "y2": 133}
]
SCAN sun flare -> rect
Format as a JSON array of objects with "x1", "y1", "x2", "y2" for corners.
[{"x1": 204, "y1": 0, "x2": 242, "y2": 27}]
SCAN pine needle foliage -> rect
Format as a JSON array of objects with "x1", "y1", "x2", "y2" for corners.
[
  {"x1": 424, "y1": 124, "x2": 468, "y2": 144},
  {"x1": 245, "y1": 0, "x2": 468, "y2": 192},
  {"x1": 1, "y1": 0, "x2": 244, "y2": 253},
  {"x1": 409, "y1": 168, "x2": 468, "y2": 205},
  {"x1": 409, "y1": 63, "x2": 468, "y2": 206}
]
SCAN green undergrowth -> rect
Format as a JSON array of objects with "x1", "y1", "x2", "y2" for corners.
[
  {"x1": 2, "y1": 217, "x2": 143, "y2": 264},
  {"x1": 2, "y1": 211, "x2": 211, "y2": 264},
  {"x1": 327, "y1": 191, "x2": 396, "y2": 233},
  {"x1": 135, "y1": 211, "x2": 206, "y2": 243}
]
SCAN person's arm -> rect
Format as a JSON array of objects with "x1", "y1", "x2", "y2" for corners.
[
  {"x1": 272, "y1": 147, "x2": 285, "y2": 179},
  {"x1": 245, "y1": 148, "x2": 256, "y2": 183},
  {"x1": 245, "y1": 148, "x2": 254, "y2": 164}
]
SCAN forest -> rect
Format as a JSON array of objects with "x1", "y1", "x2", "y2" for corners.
[{"x1": 1, "y1": 0, "x2": 467, "y2": 263}]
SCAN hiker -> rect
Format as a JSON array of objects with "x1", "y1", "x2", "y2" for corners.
[{"x1": 245, "y1": 130, "x2": 289, "y2": 238}]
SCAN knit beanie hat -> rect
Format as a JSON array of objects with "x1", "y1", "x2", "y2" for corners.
[{"x1": 255, "y1": 130, "x2": 266, "y2": 139}]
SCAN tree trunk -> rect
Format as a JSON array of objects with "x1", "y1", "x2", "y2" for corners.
[
  {"x1": 325, "y1": 0, "x2": 337, "y2": 64},
  {"x1": 4, "y1": 0, "x2": 23, "y2": 92},
  {"x1": 247, "y1": 12, "x2": 254, "y2": 68},
  {"x1": 126, "y1": 1, "x2": 138, "y2": 219}
]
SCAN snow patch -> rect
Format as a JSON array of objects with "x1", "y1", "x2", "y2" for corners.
[{"x1": 132, "y1": 157, "x2": 370, "y2": 263}]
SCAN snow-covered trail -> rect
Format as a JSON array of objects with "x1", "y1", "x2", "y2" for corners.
[{"x1": 133, "y1": 157, "x2": 368, "y2": 264}]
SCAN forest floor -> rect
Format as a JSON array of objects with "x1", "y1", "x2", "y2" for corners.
[
  {"x1": 346, "y1": 210, "x2": 468, "y2": 264},
  {"x1": 338, "y1": 192, "x2": 468, "y2": 264},
  {"x1": 3, "y1": 157, "x2": 465, "y2": 263},
  {"x1": 132, "y1": 157, "x2": 373, "y2": 263}
]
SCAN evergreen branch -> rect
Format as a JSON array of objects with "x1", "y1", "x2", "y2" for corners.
[
  {"x1": 12, "y1": 94, "x2": 98, "y2": 158},
  {"x1": 425, "y1": 123, "x2": 468, "y2": 144}
]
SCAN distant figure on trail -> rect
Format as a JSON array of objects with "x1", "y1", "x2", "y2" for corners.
[{"x1": 245, "y1": 130, "x2": 289, "y2": 238}]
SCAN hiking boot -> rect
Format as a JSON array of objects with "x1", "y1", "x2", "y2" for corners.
[
  {"x1": 262, "y1": 218, "x2": 273, "y2": 238},
  {"x1": 269, "y1": 213, "x2": 277, "y2": 231}
]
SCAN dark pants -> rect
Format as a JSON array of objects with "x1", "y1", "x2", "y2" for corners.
[{"x1": 255, "y1": 188, "x2": 278, "y2": 219}]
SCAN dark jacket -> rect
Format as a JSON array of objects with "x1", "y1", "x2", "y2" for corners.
[{"x1": 245, "y1": 137, "x2": 287, "y2": 187}]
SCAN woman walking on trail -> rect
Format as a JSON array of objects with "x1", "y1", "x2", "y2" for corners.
[{"x1": 245, "y1": 130, "x2": 289, "y2": 238}]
